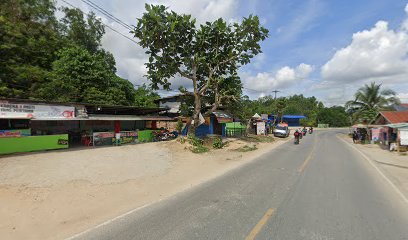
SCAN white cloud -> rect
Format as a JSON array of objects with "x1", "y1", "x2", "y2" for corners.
[
  {"x1": 243, "y1": 63, "x2": 314, "y2": 92},
  {"x1": 321, "y1": 6, "x2": 408, "y2": 84},
  {"x1": 104, "y1": 0, "x2": 239, "y2": 86},
  {"x1": 58, "y1": 0, "x2": 240, "y2": 87}
]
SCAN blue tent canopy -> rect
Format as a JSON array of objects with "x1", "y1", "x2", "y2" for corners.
[{"x1": 268, "y1": 114, "x2": 306, "y2": 126}]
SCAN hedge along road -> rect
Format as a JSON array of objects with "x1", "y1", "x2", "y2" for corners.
[{"x1": 69, "y1": 129, "x2": 408, "y2": 240}]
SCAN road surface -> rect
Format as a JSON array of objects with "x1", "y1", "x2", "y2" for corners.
[{"x1": 72, "y1": 130, "x2": 408, "y2": 240}]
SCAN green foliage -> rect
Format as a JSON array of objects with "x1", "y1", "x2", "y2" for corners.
[
  {"x1": 0, "y1": 0, "x2": 61, "y2": 98},
  {"x1": 36, "y1": 46, "x2": 134, "y2": 105},
  {"x1": 0, "y1": 0, "x2": 151, "y2": 107},
  {"x1": 187, "y1": 134, "x2": 203, "y2": 147},
  {"x1": 190, "y1": 145, "x2": 209, "y2": 154},
  {"x1": 176, "y1": 118, "x2": 184, "y2": 134},
  {"x1": 133, "y1": 4, "x2": 268, "y2": 131},
  {"x1": 345, "y1": 82, "x2": 400, "y2": 123},
  {"x1": 59, "y1": 7, "x2": 105, "y2": 53},
  {"x1": 179, "y1": 137, "x2": 186, "y2": 144},
  {"x1": 134, "y1": 84, "x2": 159, "y2": 107},
  {"x1": 212, "y1": 137, "x2": 224, "y2": 149},
  {"x1": 187, "y1": 134, "x2": 208, "y2": 153},
  {"x1": 317, "y1": 106, "x2": 350, "y2": 127}
]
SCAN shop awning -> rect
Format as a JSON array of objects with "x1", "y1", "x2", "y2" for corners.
[
  {"x1": 142, "y1": 116, "x2": 175, "y2": 121},
  {"x1": 386, "y1": 123, "x2": 408, "y2": 129},
  {"x1": 87, "y1": 115, "x2": 144, "y2": 121}
]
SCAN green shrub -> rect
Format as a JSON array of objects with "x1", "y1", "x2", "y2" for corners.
[
  {"x1": 191, "y1": 145, "x2": 209, "y2": 153},
  {"x1": 188, "y1": 134, "x2": 203, "y2": 147},
  {"x1": 176, "y1": 118, "x2": 184, "y2": 134},
  {"x1": 212, "y1": 137, "x2": 224, "y2": 149}
]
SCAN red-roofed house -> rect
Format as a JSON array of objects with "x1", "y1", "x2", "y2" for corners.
[
  {"x1": 372, "y1": 111, "x2": 408, "y2": 125},
  {"x1": 371, "y1": 111, "x2": 408, "y2": 147}
]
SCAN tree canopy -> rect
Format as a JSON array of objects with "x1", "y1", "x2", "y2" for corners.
[
  {"x1": 0, "y1": 0, "x2": 157, "y2": 107},
  {"x1": 133, "y1": 4, "x2": 268, "y2": 131},
  {"x1": 345, "y1": 82, "x2": 400, "y2": 123}
]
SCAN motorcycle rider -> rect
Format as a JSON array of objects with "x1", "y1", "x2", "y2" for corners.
[
  {"x1": 294, "y1": 130, "x2": 300, "y2": 144},
  {"x1": 309, "y1": 126, "x2": 313, "y2": 134}
]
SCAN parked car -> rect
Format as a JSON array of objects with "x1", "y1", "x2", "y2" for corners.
[{"x1": 273, "y1": 124, "x2": 290, "y2": 138}]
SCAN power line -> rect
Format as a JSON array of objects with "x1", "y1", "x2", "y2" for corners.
[
  {"x1": 80, "y1": 0, "x2": 133, "y2": 31},
  {"x1": 60, "y1": 0, "x2": 138, "y2": 44}
]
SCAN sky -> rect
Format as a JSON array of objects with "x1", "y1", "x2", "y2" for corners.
[{"x1": 57, "y1": 0, "x2": 408, "y2": 106}]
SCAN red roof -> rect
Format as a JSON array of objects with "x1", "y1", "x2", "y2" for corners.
[
  {"x1": 380, "y1": 111, "x2": 408, "y2": 124},
  {"x1": 401, "y1": 103, "x2": 408, "y2": 107}
]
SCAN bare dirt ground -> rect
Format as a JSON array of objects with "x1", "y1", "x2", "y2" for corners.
[{"x1": 0, "y1": 136, "x2": 289, "y2": 240}]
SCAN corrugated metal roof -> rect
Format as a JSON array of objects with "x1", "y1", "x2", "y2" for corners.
[{"x1": 380, "y1": 111, "x2": 408, "y2": 124}]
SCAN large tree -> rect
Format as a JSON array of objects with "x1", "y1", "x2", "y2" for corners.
[
  {"x1": 38, "y1": 46, "x2": 135, "y2": 105},
  {"x1": 0, "y1": 0, "x2": 61, "y2": 98},
  {"x1": 133, "y1": 4, "x2": 268, "y2": 132},
  {"x1": 345, "y1": 82, "x2": 400, "y2": 123},
  {"x1": 59, "y1": 7, "x2": 105, "y2": 53}
]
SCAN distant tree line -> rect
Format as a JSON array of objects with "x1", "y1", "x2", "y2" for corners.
[
  {"x1": 0, "y1": 0, "x2": 158, "y2": 107},
  {"x1": 227, "y1": 94, "x2": 350, "y2": 127}
]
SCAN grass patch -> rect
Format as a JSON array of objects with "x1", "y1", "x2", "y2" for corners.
[
  {"x1": 190, "y1": 145, "x2": 209, "y2": 153},
  {"x1": 235, "y1": 145, "x2": 257, "y2": 152}
]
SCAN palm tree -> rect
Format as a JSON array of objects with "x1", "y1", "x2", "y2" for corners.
[{"x1": 345, "y1": 82, "x2": 400, "y2": 123}]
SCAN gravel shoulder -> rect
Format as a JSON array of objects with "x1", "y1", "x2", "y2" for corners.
[{"x1": 0, "y1": 136, "x2": 289, "y2": 240}]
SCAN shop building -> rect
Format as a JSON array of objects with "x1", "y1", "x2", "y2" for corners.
[{"x1": 0, "y1": 98, "x2": 174, "y2": 154}]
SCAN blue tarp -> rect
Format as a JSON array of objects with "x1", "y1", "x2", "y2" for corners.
[
  {"x1": 268, "y1": 114, "x2": 306, "y2": 127},
  {"x1": 269, "y1": 115, "x2": 306, "y2": 119}
]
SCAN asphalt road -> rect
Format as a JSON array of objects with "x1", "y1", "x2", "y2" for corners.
[{"x1": 73, "y1": 130, "x2": 408, "y2": 240}]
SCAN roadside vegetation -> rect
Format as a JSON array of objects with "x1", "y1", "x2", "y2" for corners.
[
  {"x1": 345, "y1": 82, "x2": 400, "y2": 123},
  {"x1": 3, "y1": 1, "x2": 396, "y2": 135}
]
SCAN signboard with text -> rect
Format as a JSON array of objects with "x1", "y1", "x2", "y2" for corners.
[
  {"x1": 0, "y1": 101, "x2": 75, "y2": 119},
  {"x1": 0, "y1": 129, "x2": 31, "y2": 138}
]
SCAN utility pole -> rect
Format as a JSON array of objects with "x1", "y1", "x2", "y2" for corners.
[{"x1": 272, "y1": 90, "x2": 280, "y2": 99}]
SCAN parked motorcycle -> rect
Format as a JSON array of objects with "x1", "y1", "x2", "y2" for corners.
[{"x1": 153, "y1": 129, "x2": 177, "y2": 141}]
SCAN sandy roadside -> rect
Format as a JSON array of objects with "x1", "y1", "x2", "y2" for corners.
[
  {"x1": 0, "y1": 136, "x2": 290, "y2": 240},
  {"x1": 338, "y1": 133, "x2": 408, "y2": 201}
]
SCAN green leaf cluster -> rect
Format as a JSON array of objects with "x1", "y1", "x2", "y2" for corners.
[{"x1": 0, "y1": 0, "x2": 158, "y2": 107}]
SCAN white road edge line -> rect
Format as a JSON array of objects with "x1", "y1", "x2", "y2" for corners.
[
  {"x1": 338, "y1": 136, "x2": 408, "y2": 205},
  {"x1": 65, "y1": 198, "x2": 165, "y2": 240}
]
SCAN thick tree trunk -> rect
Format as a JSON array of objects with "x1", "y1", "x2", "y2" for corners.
[
  {"x1": 210, "y1": 92, "x2": 220, "y2": 113},
  {"x1": 190, "y1": 92, "x2": 201, "y2": 135}
]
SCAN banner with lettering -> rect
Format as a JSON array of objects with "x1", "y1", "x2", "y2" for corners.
[{"x1": 0, "y1": 101, "x2": 75, "y2": 119}]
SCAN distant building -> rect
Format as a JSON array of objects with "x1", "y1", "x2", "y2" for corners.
[{"x1": 268, "y1": 114, "x2": 306, "y2": 127}]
